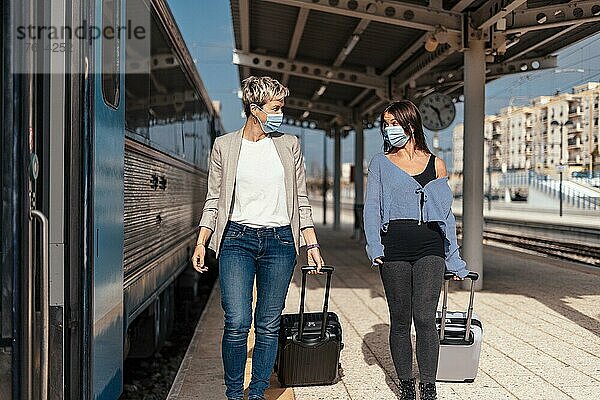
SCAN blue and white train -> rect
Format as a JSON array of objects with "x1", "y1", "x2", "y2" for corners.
[{"x1": 1, "y1": 0, "x2": 221, "y2": 398}]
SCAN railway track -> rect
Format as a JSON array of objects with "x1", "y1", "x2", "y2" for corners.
[{"x1": 457, "y1": 226, "x2": 600, "y2": 267}]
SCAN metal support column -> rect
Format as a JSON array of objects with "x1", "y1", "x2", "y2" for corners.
[
  {"x1": 333, "y1": 127, "x2": 341, "y2": 230},
  {"x1": 353, "y1": 120, "x2": 364, "y2": 239},
  {"x1": 322, "y1": 130, "x2": 328, "y2": 225},
  {"x1": 462, "y1": 39, "x2": 485, "y2": 291}
]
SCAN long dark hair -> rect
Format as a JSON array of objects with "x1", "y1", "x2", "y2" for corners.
[{"x1": 379, "y1": 100, "x2": 430, "y2": 154}]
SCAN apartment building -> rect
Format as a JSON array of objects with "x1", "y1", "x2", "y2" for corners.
[
  {"x1": 452, "y1": 82, "x2": 600, "y2": 176},
  {"x1": 453, "y1": 116, "x2": 500, "y2": 174},
  {"x1": 574, "y1": 82, "x2": 600, "y2": 172}
]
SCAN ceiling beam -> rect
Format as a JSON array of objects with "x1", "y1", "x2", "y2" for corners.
[
  {"x1": 233, "y1": 50, "x2": 386, "y2": 90},
  {"x1": 239, "y1": 0, "x2": 251, "y2": 78},
  {"x1": 262, "y1": 0, "x2": 463, "y2": 33},
  {"x1": 282, "y1": 7, "x2": 310, "y2": 85},
  {"x1": 362, "y1": 97, "x2": 387, "y2": 118},
  {"x1": 505, "y1": 0, "x2": 600, "y2": 34},
  {"x1": 310, "y1": 18, "x2": 371, "y2": 101},
  {"x1": 390, "y1": 44, "x2": 456, "y2": 98},
  {"x1": 333, "y1": 19, "x2": 370, "y2": 68},
  {"x1": 379, "y1": 0, "x2": 475, "y2": 90},
  {"x1": 451, "y1": 0, "x2": 477, "y2": 12},
  {"x1": 288, "y1": 8, "x2": 309, "y2": 60},
  {"x1": 379, "y1": 0, "x2": 475, "y2": 91},
  {"x1": 504, "y1": 24, "x2": 583, "y2": 63},
  {"x1": 349, "y1": 88, "x2": 372, "y2": 107},
  {"x1": 286, "y1": 97, "x2": 352, "y2": 119},
  {"x1": 414, "y1": 55, "x2": 558, "y2": 89},
  {"x1": 470, "y1": 0, "x2": 527, "y2": 31},
  {"x1": 382, "y1": 34, "x2": 428, "y2": 76},
  {"x1": 441, "y1": 83, "x2": 463, "y2": 96},
  {"x1": 239, "y1": 0, "x2": 250, "y2": 51}
]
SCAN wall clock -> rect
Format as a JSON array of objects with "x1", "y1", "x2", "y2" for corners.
[{"x1": 418, "y1": 92, "x2": 456, "y2": 131}]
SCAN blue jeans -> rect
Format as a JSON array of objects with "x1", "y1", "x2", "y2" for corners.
[{"x1": 219, "y1": 220, "x2": 297, "y2": 400}]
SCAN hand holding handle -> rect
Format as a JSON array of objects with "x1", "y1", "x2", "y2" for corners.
[
  {"x1": 298, "y1": 265, "x2": 335, "y2": 341},
  {"x1": 302, "y1": 265, "x2": 334, "y2": 274},
  {"x1": 440, "y1": 271, "x2": 478, "y2": 342},
  {"x1": 444, "y1": 271, "x2": 479, "y2": 281}
]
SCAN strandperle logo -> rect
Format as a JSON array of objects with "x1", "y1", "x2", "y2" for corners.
[{"x1": 16, "y1": 19, "x2": 147, "y2": 41}]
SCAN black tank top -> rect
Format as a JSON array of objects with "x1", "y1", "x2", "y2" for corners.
[
  {"x1": 412, "y1": 154, "x2": 438, "y2": 187},
  {"x1": 380, "y1": 155, "x2": 445, "y2": 262}
]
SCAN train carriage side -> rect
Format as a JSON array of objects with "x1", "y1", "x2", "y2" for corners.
[
  {"x1": 120, "y1": 0, "x2": 220, "y2": 365},
  {"x1": 0, "y1": 0, "x2": 222, "y2": 398}
]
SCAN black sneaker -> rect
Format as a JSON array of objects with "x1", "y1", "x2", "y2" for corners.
[
  {"x1": 399, "y1": 378, "x2": 416, "y2": 400},
  {"x1": 419, "y1": 381, "x2": 437, "y2": 400}
]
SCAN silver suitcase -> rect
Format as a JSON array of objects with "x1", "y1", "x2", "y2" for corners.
[{"x1": 436, "y1": 272, "x2": 482, "y2": 382}]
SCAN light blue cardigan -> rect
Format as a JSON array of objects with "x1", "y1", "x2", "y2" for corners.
[{"x1": 362, "y1": 152, "x2": 470, "y2": 278}]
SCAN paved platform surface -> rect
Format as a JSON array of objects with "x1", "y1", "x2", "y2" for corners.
[{"x1": 168, "y1": 225, "x2": 600, "y2": 400}]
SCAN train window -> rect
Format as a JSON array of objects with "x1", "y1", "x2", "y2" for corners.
[
  {"x1": 124, "y1": 4, "x2": 213, "y2": 170},
  {"x1": 102, "y1": 0, "x2": 121, "y2": 108},
  {"x1": 125, "y1": 0, "x2": 150, "y2": 136}
]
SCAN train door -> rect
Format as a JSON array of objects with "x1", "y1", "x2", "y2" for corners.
[
  {"x1": 0, "y1": 3, "x2": 17, "y2": 400},
  {"x1": 90, "y1": 0, "x2": 126, "y2": 398},
  {"x1": 1, "y1": 0, "x2": 54, "y2": 398},
  {"x1": 1, "y1": 0, "x2": 96, "y2": 398}
]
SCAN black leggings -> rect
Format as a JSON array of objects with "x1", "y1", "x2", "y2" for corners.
[{"x1": 379, "y1": 255, "x2": 445, "y2": 383}]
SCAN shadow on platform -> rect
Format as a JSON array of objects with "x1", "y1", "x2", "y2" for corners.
[{"x1": 294, "y1": 225, "x2": 600, "y2": 338}]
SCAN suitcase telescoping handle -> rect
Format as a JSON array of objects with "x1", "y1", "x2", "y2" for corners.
[
  {"x1": 440, "y1": 271, "x2": 479, "y2": 342},
  {"x1": 298, "y1": 265, "x2": 335, "y2": 342}
]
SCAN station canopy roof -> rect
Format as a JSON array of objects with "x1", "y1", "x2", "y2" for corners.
[{"x1": 229, "y1": 0, "x2": 600, "y2": 133}]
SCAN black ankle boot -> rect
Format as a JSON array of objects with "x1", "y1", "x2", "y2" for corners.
[
  {"x1": 399, "y1": 378, "x2": 416, "y2": 400},
  {"x1": 419, "y1": 381, "x2": 437, "y2": 400}
]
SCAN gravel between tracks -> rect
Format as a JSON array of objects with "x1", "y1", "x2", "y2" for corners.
[{"x1": 121, "y1": 268, "x2": 218, "y2": 400}]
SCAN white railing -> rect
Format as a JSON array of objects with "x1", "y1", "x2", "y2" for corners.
[{"x1": 499, "y1": 171, "x2": 600, "y2": 210}]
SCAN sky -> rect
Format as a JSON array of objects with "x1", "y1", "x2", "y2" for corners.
[{"x1": 168, "y1": 0, "x2": 600, "y2": 176}]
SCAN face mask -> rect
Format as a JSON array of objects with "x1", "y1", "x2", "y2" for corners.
[
  {"x1": 253, "y1": 105, "x2": 283, "y2": 133},
  {"x1": 384, "y1": 125, "x2": 409, "y2": 148}
]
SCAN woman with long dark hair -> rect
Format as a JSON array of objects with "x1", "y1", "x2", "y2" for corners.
[{"x1": 363, "y1": 100, "x2": 469, "y2": 400}]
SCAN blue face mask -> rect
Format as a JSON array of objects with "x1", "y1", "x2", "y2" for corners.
[
  {"x1": 253, "y1": 105, "x2": 283, "y2": 133},
  {"x1": 384, "y1": 125, "x2": 409, "y2": 148}
]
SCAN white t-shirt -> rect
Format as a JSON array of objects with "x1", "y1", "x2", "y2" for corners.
[{"x1": 230, "y1": 136, "x2": 290, "y2": 227}]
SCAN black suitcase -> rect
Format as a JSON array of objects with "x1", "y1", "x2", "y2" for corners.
[{"x1": 276, "y1": 265, "x2": 343, "y2": 387}]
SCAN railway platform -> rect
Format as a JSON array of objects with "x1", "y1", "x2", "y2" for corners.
[{"x1": 167, "y1": 224, "x2": 600, "y2": 400}]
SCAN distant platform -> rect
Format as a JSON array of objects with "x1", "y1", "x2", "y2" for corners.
[{"x1": 453, "y1": 201, "x2": 600, "y2": 231}]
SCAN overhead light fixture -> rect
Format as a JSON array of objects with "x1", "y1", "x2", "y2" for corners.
[
  {"x1": 343, "y1": 34, "x2": 361, "y2": 56},
  {"x1": 424, "y1": 26, "x2": 451, "y2": 52},
  {"x1": 424, "y1": 34, "x2": 439, "y2": 52},
  {"x1": 302, "y1": 111, "x2": 310, "y2": 119},
  {"x1": 506, "y1": 37, "x2": 520, "y2": 49},
  {"x1": 316, "y1": 85, "x2": 327, "y2": 96}
]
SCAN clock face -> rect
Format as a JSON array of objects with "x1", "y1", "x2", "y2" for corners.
[{"x1": 418, "y1": 92, "x2": 456, "y2": 131}]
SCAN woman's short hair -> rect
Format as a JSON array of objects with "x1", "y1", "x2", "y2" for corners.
[
  {"x1": 379, "y1": 100, "x2": 430, "y2": 154},
  {"x1": 241, "y1": 76, "x2": 289, "y2": 117}
]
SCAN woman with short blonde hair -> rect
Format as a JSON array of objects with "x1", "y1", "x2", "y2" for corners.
[{"x1": 192, "y1": 76, "x2": 324, "y2": 400}]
